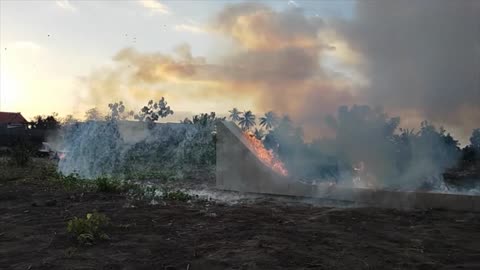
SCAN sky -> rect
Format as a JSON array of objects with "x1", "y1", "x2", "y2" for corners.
[{"x1": 0, "y1": 0, "x2": 478, "y2": 143}]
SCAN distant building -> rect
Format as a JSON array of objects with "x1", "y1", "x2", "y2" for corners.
[{"x1": 0, "y1": 112, "x2": 28, "y2": 129}]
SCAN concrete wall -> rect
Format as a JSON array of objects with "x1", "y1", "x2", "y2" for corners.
[{"x1": 216, "y1": 121, "x2": 480, "y2": 212}]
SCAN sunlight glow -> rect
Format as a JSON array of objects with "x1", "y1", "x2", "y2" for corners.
[{"x1": 0, "y1": 69, "x2": 19, "y2": 111}]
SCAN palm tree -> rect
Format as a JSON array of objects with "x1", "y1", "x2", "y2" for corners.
[
  {"x1": 229, "y1": 108, "x2": 241, "y2": 122},
  {"x1": 238, "y1": 110, "x2": 256, "y2": 131},
  {"x1": 259, "y1": 111, "x2": 278, "y2": 130}
]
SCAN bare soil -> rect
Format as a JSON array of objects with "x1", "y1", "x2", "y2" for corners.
[{"x1": 1, "y1": 178, "x2": 480, "y2": 270}]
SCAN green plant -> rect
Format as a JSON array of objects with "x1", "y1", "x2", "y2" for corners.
[
  {"x1": 162, "y1": 187, "x2": 191, "y2": 202},
  {"x1": 122, "y1": 182, "x2": 159, "y2": 201},
  {"x1": 50, "y1": 173, "x2": 87, "y2": 190},
  {"x1": 95, "y1": 177, "x2": 122, "y2": 193},
  {"x1": 67, "y1": 211, "x2": 110, "y2": 245}
]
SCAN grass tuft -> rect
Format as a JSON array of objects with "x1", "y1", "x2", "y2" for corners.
[
  {"x1": 162, "y1": 187, "x2": 191, "y2": 202},
  {"x1": 67, "y1": 211, "x2": 110, "y2": 245},
  {"x1": 94, "y1": 177, "x2": 123, "y2": 193}
]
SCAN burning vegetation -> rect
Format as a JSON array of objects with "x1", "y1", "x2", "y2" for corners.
[
  {"x1": 32, "y1": 98, "x2": 479, "y2": 192},
  {"x1": 243, "y1": 132, "x2": 289, "y2": 176}
]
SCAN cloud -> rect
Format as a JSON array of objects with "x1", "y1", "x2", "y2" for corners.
[
  {"x1": 55, "y1": 0, "x2": 76, "y2": 12},
  {"x1": 138, "y1": 0, "x2": 169, "y2": 14},
  {"x1": 174, "y1": 24, "x2": 207, "y2": 34},
  {"x1": 212, "y1": 2, "x2": 324, "y2": 50}
]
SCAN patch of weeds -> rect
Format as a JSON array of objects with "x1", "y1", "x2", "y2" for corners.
[
  {"x1": 118, "y1": 180, "x2": 140, "y2": 191},
  {"x1": 62, "y1": 173, "x2": 83, "y2": 186},
  {"x1": 92, "y1": 178, "x2": 158, "y2": 202},
  {"x1": 162, "y1": 187, "x2": 192, "y2": 202},
  {"x1": 66, "y1": 211, "x2": 110, "y2": 245},
  {"x1": 1, "y1": 157, "x2": 58, "y2": 182},
  {"x1": 8, "y1": 143, "x2": 32, "y2": 167},
  {"x1": 155, "y1": 169, "x2": 180, "y2": 182},
  {"x1": 123, "y1": 182, "x2": 144, "y2": 200},
  {"x1": 40, "y1": 162, "x2": 62, "y2": 180},
  {"x1": 125, "y1": 183, "x2": 158, "y2": 201},
  {"x1": 143, "y1": 186, "x2": 158, "y2": 201},
  {"x1": 54, "y1": 173, "x2": 87, "y2": 191},
  {"x1": 94, "y1": 177, "x2": 123, "y2": 193},
  {"x1": 53, "y1": 173, "x2": 126, "y2": 192},
  {"x1": 124, "y1": 168, "x2": 180, "y2": 182}
]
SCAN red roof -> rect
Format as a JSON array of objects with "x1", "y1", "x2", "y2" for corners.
[{"x1": 0, "y1": 112, "x2": 28, "y2": 124}]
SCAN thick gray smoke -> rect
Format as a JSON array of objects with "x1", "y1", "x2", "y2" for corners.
[
  {"x1": 337, "y1": 0, "x2": 480, "y2": 139},
  {"x1": 57, "y1": 120, "x2": 216, "y2": 179},
  {"x1": 81, "y1": 1, "x2": 478, "y2": 141},
  {"x1": 266, "y1": 105, "x2": 464, "y2": 191},
  {"x1": 61, "y1": 1, "x2": 479, "y2": 193}
]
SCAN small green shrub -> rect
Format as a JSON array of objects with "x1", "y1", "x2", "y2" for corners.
[
  {"x1": 162, "y1": 187, "x2": 191, "y2": 202},
  {"x1": 67, "y1": 211, "x2": 110, "y2": 245},
  {"x1": 61, "y1": 173, "x2": 84, "y2": 188},
  {"x1": 50, "y1": 173, "x2": 87, "y2": 190},
  {"x1": 95, "y1": 177, "x2": 122, "y2": 193}
]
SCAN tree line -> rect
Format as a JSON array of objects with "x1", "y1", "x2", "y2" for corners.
[{"x1": 24, "y1": 99, "x2": 480, "y2": 188}]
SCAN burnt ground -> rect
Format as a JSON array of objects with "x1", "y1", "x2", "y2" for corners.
[{"x1": 1, "y1": 177, "x2": 480, "y2": 269}]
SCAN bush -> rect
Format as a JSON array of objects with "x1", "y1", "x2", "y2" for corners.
[
  {"x1": 67, "y1": 211, "x2": 110, "y2": 245},
  {"x1": 59, "y1": 173, "x2": 85, "y2": 189},
  {"x1": 94, "y1": 177, "x2": 123, "y2": 193},
  {"x1": 162, "y1": 187, "x2": 191, "y2": 202},
  {"x1": 47, "y1": 172, "x2": 87, "y2": 191},
  {"x1": 94, "y1": 178, "x2": 159, "y2": 201}
]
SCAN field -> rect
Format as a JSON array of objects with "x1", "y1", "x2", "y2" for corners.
[{"x1": 1, "y1": 159, "x2": 480, "y2": 270}]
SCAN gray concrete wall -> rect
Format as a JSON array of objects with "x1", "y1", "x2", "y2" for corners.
[{"x1": 216, "y1": 121, "x2": 480, "y2": 212}]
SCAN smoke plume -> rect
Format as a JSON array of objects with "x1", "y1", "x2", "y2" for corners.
[
  {"x1": 81, "y1": 1, "x2": 479, "y2": 141},
  {"x1": 336, "y1": 0, "x2": 480, "y2": 139}
]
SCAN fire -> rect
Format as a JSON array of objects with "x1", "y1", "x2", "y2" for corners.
[{"x1": 243, "y1": 132, "x2": 289, "y2": 176}]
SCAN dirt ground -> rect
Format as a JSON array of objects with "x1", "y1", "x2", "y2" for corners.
[{"x1": 1, "y1": 178, "x2": 480, "y2": 270}]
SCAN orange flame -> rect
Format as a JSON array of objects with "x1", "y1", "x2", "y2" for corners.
[{"x1": 243, "y1": 132, "x2": 289, "y2": 176}]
